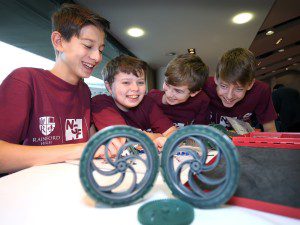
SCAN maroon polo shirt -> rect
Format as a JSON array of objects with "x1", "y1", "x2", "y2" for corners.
[
  {"x1": 92, "y1": 94, "x2": 173, "y2": 133},
  {"x1": 148, "y1": 89, "x2": 210, "y2": 127},
  {"x1": 0, "y1": 67, "x2": 91, "y2": 145},
  {"x1": 203, "y1": 76, "x2": 277, "y2": 127}
]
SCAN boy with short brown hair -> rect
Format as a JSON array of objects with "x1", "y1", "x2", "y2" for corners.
[
  {"x1": 92, "y1": 55, "x2": 177, "y2": 150},
  {"x1": 148, "y1": 53, "x2": 210, "y2": 128},
  {"x1": 0, "y1": 3, "x2": 110, "y2": 173},
  {"x1": 203, "y1": 48, "x2": 277, "y2": 132}
]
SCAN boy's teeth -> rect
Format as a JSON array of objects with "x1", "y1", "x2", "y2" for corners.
[
  {"x1": 128, "y1": 95, "x2": 138, "y2": 99},
  {"x1": 83, "y1": 62, "x2": 93, "y2": 68}
]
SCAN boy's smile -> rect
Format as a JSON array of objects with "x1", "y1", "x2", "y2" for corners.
[
  {"x1": 214, "y1": 76, "x2": 254, "y2": 108},
  {"x1": 52, "y1": 24, "x2": 105, "y2": 85},
  {"x1": 162, "y1": 82, "x2": 197, "y2": 105},
  {"x1": 106, "y1": 72, "x2": 146, "y2": 111}
]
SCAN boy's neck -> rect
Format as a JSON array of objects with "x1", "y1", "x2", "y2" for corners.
[
  {"x1": 162, "y1": 94, "x2": 169, "y2": 105},
  {"x1": 50, "y1": 62, "x2": 80, "y2": 85}
]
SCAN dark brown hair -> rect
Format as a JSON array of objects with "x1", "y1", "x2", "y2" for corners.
[
  {"x1": 102, "y1": 55, "x2": 147, "y2": 86},
  {"x1": 216, "y1": 48, "x2": 256, "y2": 86},
  {"x1": 165, "y1": 53, "x2": 209, "y2": 93},
  {"x1": 51, "y1": 3, "x2": 110, "y2": 41}
]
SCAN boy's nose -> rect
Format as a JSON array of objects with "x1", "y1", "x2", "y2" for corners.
[
  {"x1": 90, "y1": 50, "x2": 102, "y2": 63},
  {"x1": 130, "y1": 83, "x2": 139, "y2": 91},
  {"x1": 226, "y1": 88, "x2": 234, "y2": 99}
]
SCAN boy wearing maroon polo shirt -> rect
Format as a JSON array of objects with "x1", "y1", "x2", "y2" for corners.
[
  {"x1": 203, "y1": 48, "x2": 277, "y2": 132},
  {"x1": 92, "y1": 55, "x2": 177, "y2": 150},
  {"x1": 0, "y1": 4, "x2": 110, "y2": 173},
  {"x1": 148, "y1": 53, "x2": 210, "y2": 128}
]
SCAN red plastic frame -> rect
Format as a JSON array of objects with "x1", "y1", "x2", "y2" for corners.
[{"x1": 232, "y1": 132, "x2": 300, "y2": 149}]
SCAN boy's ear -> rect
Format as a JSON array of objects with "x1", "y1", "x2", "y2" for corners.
[
  {"x1": 246, "y1": 79, "x2": 255, "y2": 91},
  {"x1": 51, "y1": 31, "x2": 64, "y2": 52},
  {"x1": 214, "y1": 75, "x2": 218, "y2": 84},
  {"x1": 190, "y1": 90, "x2": 200, "y2": 97},
  {"x1": 104, "y1": 81, "x2": 113, "y2": 94}
]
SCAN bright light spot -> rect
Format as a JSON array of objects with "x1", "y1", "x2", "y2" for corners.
[
  {"x1": 0, "y1": 41, "x2": 54, "y2": 83},
  {"x1": 266, "y1": 30, "x2": 274, "y2": 35},
  {"x1": 232, "y1": 12, "x2": 253, "y2": 24},
  {"x1": 127, "y1": 27, "x2": 145, "y2": 37}
]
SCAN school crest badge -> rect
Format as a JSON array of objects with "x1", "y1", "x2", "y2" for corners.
[{"x1": 39, "y1": 116, "x2": 55, "y2": 136}]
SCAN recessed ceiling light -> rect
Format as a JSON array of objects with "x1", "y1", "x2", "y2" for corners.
[
  {"x1": 166, "y1": 52, "x2": 176, "y2": 56},
  {"x1": 276, "y1": 38, "x2": 283, "y2": 45},
  {"x1": 266, "y1": 30, "x2": 274, "y2": 35},
  {"x1": 286, "y1": 67, "x2": 289, "y2": 70},
  {"x1": 188, "y1": 48, "x2": 196, "y2": 54},
  {"x1": 261, "y1": 67, "x2": 266, "y2": 70},
  {"x1": 287, "y1": 57, "x2": 292, "y2": 61},
  {"x1": 127, "y1": 27, "x2": 145, "y2": 37},
  {"x1": 257, "y1": 61, "x2": 261, "y2": 66},
  {"x1": 232, "y1": 12, "x2": 253, "y2": 24},
  {"x1": 272, "y1": 70, "x2": 276, "y2": 73},
  {"x1": 278, "y1": 48, "x2": 285, "y2": 52}
]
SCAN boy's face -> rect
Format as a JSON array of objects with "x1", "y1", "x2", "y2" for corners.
[
  {"x1": 162, "y1": 82, "x2": 198, "y2": 105},
  {"x1": 214, "y1": 76, "x2": 254, "y2": 108},
  {"x1": 106, "y1": 72, "x2": 146, "y2": 111},
  {"x1": 57, "y1": 25, "x2": 105, "y2": 83}
]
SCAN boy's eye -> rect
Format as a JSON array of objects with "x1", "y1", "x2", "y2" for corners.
[
  {"x1": 236, "y1": 88, "x2": 244, "y2": 92},
  {"x1": 175, "y1": 89, "x2": 184, "y2": 94},
  {"x1": 220, "y1": 84, "x2": 227, "y2": 89},
  {"x1": 137, "y1": 81, "x2": 145, "y2": 85},
  {"x1": 83, "y1": 44, "x2": 92, "y2": 49},
  {"x1": 122, "y1": 81, "x2": 130, "y2": 85}
]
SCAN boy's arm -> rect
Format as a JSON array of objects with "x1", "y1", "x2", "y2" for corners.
[
  {"x1": 262, "y1": 121, "x2": 277, "y2": 132},
  {"x1": 0, "y1": 140, "x2": 86, "y2": 174},
  {"x1": 162, "y1": 126, "x2": 177, "y2": 137}
]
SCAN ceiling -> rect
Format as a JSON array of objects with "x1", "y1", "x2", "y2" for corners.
[
  {"x1": 0, "y1": 0, "x2": 298, "y2": 82},
  {"x1": 249, "y1": 0, "x2": 300, "y2": 79},
  {"x1": 76, "y1": 0, "x2": 277, "y2": 75}
]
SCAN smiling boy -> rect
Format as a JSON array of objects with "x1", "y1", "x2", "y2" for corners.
[
  {"x1": 92, "y1": 55, "x2": 176, "y2": 150},
  {"x1": 0, "y1": 4, "x2": 110, "y2": 173},
  {"x1": 148, "y1": 53, "x2": 210, "y2": 128},
  {"x1": 203, "y1": 48, "x2": 277, "y2": 132}
]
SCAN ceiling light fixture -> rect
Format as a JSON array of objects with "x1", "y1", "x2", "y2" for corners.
[
  {"x1": 257, "y1": 61, "x2": 261, "y2": 66},
  {"x1": 286, "y1": 67, "x2": 289, "y2": 71},
  {"x1": 166, "y1": 52, "x2": 176, "y2": 56},
  {"x1": 261, "y1": 67, "x2": 266, "y2": 70},
  {"x1": 232, "y1": 12, "x2": 253, "y2": 24},
  {"x1": 188, "y1": 48, "x2": 196, "y2": 54},
  {"x1": 276, "y1": 38, "x2": 283, "y2": 45},
  {"x1": 287, "y1": 57, "x2": 292, "y2": 61},
  {"x1": 278, "y1": 48, "x2": 284, "y2": 52},
  {"x1": 127, "y1": 27, "x2": 145, "y2": 37},
  {"x1": 266, "y1": 30, "x2": 274, "y2": 35}
]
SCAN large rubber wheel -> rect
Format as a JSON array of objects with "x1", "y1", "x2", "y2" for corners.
[
  {"x1": 161, "y1": 125, "x2": 239, "y2": 208},
  {"x1": 80, "y1": 125, "x2": 159, "y2": 206}
]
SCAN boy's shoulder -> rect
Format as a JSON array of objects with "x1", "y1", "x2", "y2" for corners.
[
  {"x1": 250, "y1": 80, "x2": 271, "y2": 94},
  {"x1": 2, "y1": 67, "x2": 49, "y2": 89},
  {"x1": 8, "y1": 67, "x2": 44, "y2": 81},
  {"x1": 147, "y1": 89, "x2": 164, "y2": 104},
  {"x1": 148, "y1": 89, "x2": 163, "y2": 97},
  {"x1": 92, "y1": 94, "x2": 113, "y2": 104}
]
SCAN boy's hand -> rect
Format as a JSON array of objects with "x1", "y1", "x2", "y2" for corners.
[
  {"x1": 95, "y1": 137, "x2": 126, "y2": 158},
  {"x1": 153, "y1": 136, "x2": 167, "y2": 152}
]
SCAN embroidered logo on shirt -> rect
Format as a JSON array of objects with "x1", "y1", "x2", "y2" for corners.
[
  {"x1": 242, "y1": 113, "x2": 252, "y2": 121},
  {"x1": 65, "y1": 119, "x2": 83, "y2": 141},
  {"x1": 39, "y1": 116, "x2": 55, "y2": 136}
]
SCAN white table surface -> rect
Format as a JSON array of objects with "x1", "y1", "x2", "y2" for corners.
[{"x1": 0, "y1": 163, "x2": 299, "y2": 225}]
